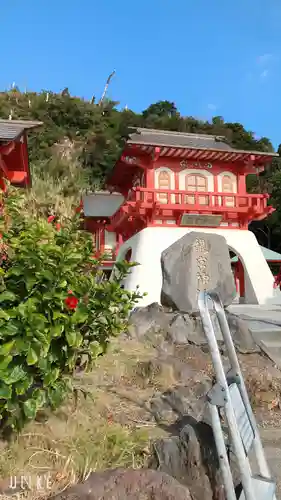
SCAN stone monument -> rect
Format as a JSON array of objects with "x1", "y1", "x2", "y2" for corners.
[{"x1": 160, "y1": 231, "x2": 236, "y2": 313}]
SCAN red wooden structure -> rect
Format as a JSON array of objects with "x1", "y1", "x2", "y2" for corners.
[
  {"x1": 84, "y1": 128, "x2": 278, "y2": 282},
  {"x1": 0, "y1": 119, "x2": 42, "y2": 191}
]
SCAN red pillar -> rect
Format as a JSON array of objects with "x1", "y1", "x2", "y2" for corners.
[
  {"x1": 237, "y1": 260, "x2": 245, "y2": 297},
  {"x1": 238, "y1": 173, "x2": 246, "y2": 195}
]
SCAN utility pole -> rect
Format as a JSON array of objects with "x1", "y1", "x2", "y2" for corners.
[{"x1": 97, "y1": 70, "x2": 116, "y2": 106}]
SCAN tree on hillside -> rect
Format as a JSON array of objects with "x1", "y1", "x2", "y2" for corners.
[{"x1": 142, "y1": 100, "x2": 178, "y2": 118}]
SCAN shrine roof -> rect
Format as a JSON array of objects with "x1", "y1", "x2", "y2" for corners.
[
  {"x1": 128, "y1": 128, "x2": 234, "y2": 151},
  {"x1": 126, "y1": 127, "x2": 278, "y2": 159},
  {"x1": 0, "y1": 119, "x2": 43, "y2": 141}
]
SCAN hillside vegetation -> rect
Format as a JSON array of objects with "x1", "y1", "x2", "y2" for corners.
[{"x1": 1, "y1": 88, "x2": 281, "y2": 248}]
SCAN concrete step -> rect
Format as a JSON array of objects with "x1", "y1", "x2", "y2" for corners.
[
  {"x1": 256, "y1": 339, "x2": 281, "y2": 369},
  {"x1": 246, "y1": 324, "x2": 281, "y2": 367},
  {"x1": 227, "y1": 305, "x2": 281, "y2": 367},
  {"x1": 228, "y1": 305, "x2": 281, "y2": 327}
]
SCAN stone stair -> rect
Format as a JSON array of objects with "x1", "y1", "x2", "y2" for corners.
[{"x1": 227, "y1": 305, "x2": 281, "y2": 368}]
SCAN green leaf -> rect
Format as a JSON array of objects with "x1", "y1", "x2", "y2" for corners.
[
  {"x1": 0, "y1": 383, "x2": 12, "y2": 400},
  {"x1": 3, "y1": 365, "x2": 26, "y2": 385},
  {"x1": 15, "y1": 376, "x2": 33, "y2": 395},
  {"x1": 0, "y1": 309, "x2": 10, "y2": 321},
  {"x1": 47, "y1": 382, "x2": 67, "y2": 409},
  {"x1": 65, "y1": 253, "x2": 82, "y2": 263},
  {"x1": 38, "y1": 357, "x2": 49, "y2": 371},
  {"x1": 27, "y1": 348, "x2": 38, "y2": 366},
  {"x1": 14, "y1": 337, "x2": 29, "y2": 353},
  {"x1": 0, "y1": 322, "x2": 19, "y2": 336},
  {"x1": 26, "y1": 277, "x2": 37, "y2": 291},
  {"x1": 50, "y1": 324, "x2": 64, "y2": 337},
  {"x1": 71, "y1": 310, "x2": 88, "y2": 324},
  {"x1": 65, "y1": 330, "x2": 77, "y2": 347},
  {"x1": 53, "y1": 310, "x2": 67, "y2": 320},
  {"x1": 0, "y1": 340, "x2": 15, "y2": 356},
  {"x1": 6, "y1": 266, "x2": 23, "y2": 277},
  {"x1": 0, "y1": 355, "x2": 13, "y2": 370},
  {"x1": 43, "y1": 368, "x2": 60, "y2": 387},
  {"x1": 90, "y1": 342, "x2": 104, "y2": 358},
  {"x1": 32, "y1": 313, "x2": 48, "y2": 326},
  {"x1": 0, "y1": 291, "x2": 17, "y2": 303},
  {"x1": 23, "y1": 399, "x2": 37, "y2": 420},
  {"x1": 32, "y1": 388, "x2": 46, "y2": 408},
  {"x1": 37, "y1": 269, "x2": 54, "y2": 281}
]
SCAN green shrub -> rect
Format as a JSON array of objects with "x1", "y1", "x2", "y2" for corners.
[{"x1": 0, "y1": 186, "x2": 141, "y2": 434}]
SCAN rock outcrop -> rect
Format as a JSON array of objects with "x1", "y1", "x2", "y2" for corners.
[
  {"x1": 128, "y1": 302, "x2": 258, "y2": 354},
  {"x1": 150, "y1": 421, "x2": 223, "y2": 500},
  {"x1": 52, "y1": 468, "x2": 193, "y2": 500}
]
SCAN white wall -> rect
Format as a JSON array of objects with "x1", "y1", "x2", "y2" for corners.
[{"x1": 115, "y1": 227, "x2": 281, "y2": 308}]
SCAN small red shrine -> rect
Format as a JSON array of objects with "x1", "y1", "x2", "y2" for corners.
[
  {"x1": 0, "y1": 119, "x2": 42, "y2": 191},
  {"x1": 83, "y1": 128, "x2": 280, "y2": 306}
]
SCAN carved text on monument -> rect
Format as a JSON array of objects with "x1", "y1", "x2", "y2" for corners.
[{"x1": 194, "y1": 238, "x2": 210, "y2": 294}]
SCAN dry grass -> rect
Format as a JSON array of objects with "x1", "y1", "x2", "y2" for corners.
[{"x1": 0, "y1": 339, "x2": 167, "y2": 499}]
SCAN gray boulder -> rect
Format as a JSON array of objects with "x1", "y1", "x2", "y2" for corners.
[
  {"x1": 150, "y1": 422, "x2": 223, "y2": 500},
  {"x1": 52, "y1": 468, "x2": 192, "y2": 500},
  {"x1": 167, "y1": 314, "x2": 207, "y2": 346},
  {"x1": 149, "y1": 381, "x2": 211, "y2": 424},
  {"x1": 127, "y1": 303, "x2": 171, "y2": 340},
  {"x1": 161, "y1": 232, "x2": 236, "y2": 313}
]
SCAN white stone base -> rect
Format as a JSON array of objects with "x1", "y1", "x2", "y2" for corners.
[{"x1": 115, "y1": 227, "x2": 281, "y2": 308}]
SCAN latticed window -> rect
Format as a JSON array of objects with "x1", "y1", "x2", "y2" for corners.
[
  {"x1": 222, "y1": 175, "x2": 233, "y2": 192},
  {"x1": 185, "y1": 174, "x2": 208, "y2": 205},
  {"x1": 158, "y1": 171, "x2": 171, "y2": 203},
  {"x1": 222, "y1": 174, "x2": 235, "y2": 207}
]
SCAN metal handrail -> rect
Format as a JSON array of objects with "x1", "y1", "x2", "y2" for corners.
[{"x1": 198, "y1": 290, "x2": 276, "y2": 500}]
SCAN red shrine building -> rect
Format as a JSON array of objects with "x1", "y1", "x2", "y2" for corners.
[
  {"x1": 83, "y1": 127, "x2": 280, "y2": 307},
  {"x1": 0, "y1": 119, "x2": 42, "y2": 191}
]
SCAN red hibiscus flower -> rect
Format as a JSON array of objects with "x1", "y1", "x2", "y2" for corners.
[
  {"x1": 65, "y1": 295, "x2": 79, "y2": 310},
  {"x1": 47, "y1": 215, "x2": 55, "y2": 223},
  {"x1": 56, "y1": 223, "x2": 61, "y2": 231},
  {"x1": 75, "y1": 201, "x2": 83, "y2": 214}
]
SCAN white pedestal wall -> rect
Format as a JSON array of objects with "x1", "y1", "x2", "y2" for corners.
[{"x1": 115, "y1": 227, "x2": 281, "y2": 308}]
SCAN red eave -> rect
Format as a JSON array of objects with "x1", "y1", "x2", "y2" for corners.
[
  {"x1": 127, "y1": 143, "x2": 277, "y2": 164},
  {"x1": 107, "y1": 141, "x2": 278, "y2": 191}
]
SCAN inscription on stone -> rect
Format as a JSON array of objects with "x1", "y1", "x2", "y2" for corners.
[
  {"x1": 194, "y1": 238, "x2": 210, "y2": 295},
  {"x1": 161, "y1": 232, "x2": 236, "y2": 313}
]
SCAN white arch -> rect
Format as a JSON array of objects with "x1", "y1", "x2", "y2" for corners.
[
  {"x1": 154, "y1": 166, "x2": 175, "y2": 189},
  {"x1": 217, "y1": 171, "x2": 237, "y2": 192}
]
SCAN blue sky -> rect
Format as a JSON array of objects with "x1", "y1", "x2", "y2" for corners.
[{"x1": 2, "y1": 0, "x2": 281, "y2": 146}]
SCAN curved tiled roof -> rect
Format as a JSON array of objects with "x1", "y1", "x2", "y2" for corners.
[
  {"x1": 0, "y1": 119, "x2": 42, "y2": 141},
  {"x1": 127, "y1": 127, "x2": 278, "y2": 157}
]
